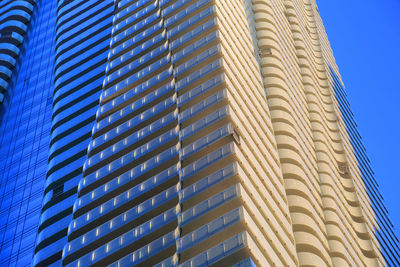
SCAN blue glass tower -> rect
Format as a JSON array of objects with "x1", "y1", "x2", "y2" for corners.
[
  {"x1": 0, "y1": 0, "x2": 57, "y2": 266},
  {"x1": 32, "y1": 0, "x2": 115, "y2": 265}
]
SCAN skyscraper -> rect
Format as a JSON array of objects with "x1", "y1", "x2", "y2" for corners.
[
  {"x1": 0, "y1": 0, "x2": 398, "y2": 266},
  {"x1": 33, "y1": 0, "x2": 115, "y2": 265},
  {"x1": 0, "y1": 0, "x2": 57, "y2": 265}
]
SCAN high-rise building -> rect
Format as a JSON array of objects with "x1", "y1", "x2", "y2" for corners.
[
  {"x1": 33, "y1": 0, "x2": 115, "y2": 265},
  {"x1": 0, "y1": 0, "x2": 56, "y2": 266},
  {"x1": 0, "y1": 0, "x2": 398, "y2": 266}
]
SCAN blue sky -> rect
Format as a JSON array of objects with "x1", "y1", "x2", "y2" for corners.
[{"x1": 317, "y1": 0, "x2": 400, "y2": 239}]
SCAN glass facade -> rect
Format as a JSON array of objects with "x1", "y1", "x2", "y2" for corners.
[
  {"x1": 0, "y1": 0, "x2": 398, "y2": 266},
  {"x1": 0, "y1": 0, "x2": 34, "y2": 104},
  {"x1": 32, "y1": 0, "x2": 114, "y2": 266},
  {"x1": 0, "y1": 0, "x2": 56, "y2": 266},
  {"x1": 330, "y1": 68, "x2": 400, "y2": 266}
]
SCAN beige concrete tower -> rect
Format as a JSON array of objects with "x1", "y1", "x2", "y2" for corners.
[{"x1": 60, "y1": 0, "x2": 399, "y2": 266}]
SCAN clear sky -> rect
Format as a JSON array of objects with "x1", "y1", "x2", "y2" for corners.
[{"x1": 317, "y1": 0, "x2": 400, "y2": 239}]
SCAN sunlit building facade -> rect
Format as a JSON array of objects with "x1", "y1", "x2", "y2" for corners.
[{"x1": 0, "y1": 0, "x2": 399, "y2": 266}]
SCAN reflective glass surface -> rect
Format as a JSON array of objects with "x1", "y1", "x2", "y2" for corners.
[
  {"x1": 0, "y1": 0, "x2": 57, "y2": 266},
  {"x1": 330, "y1": 68, "x2": 400, "y2": 266}
]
